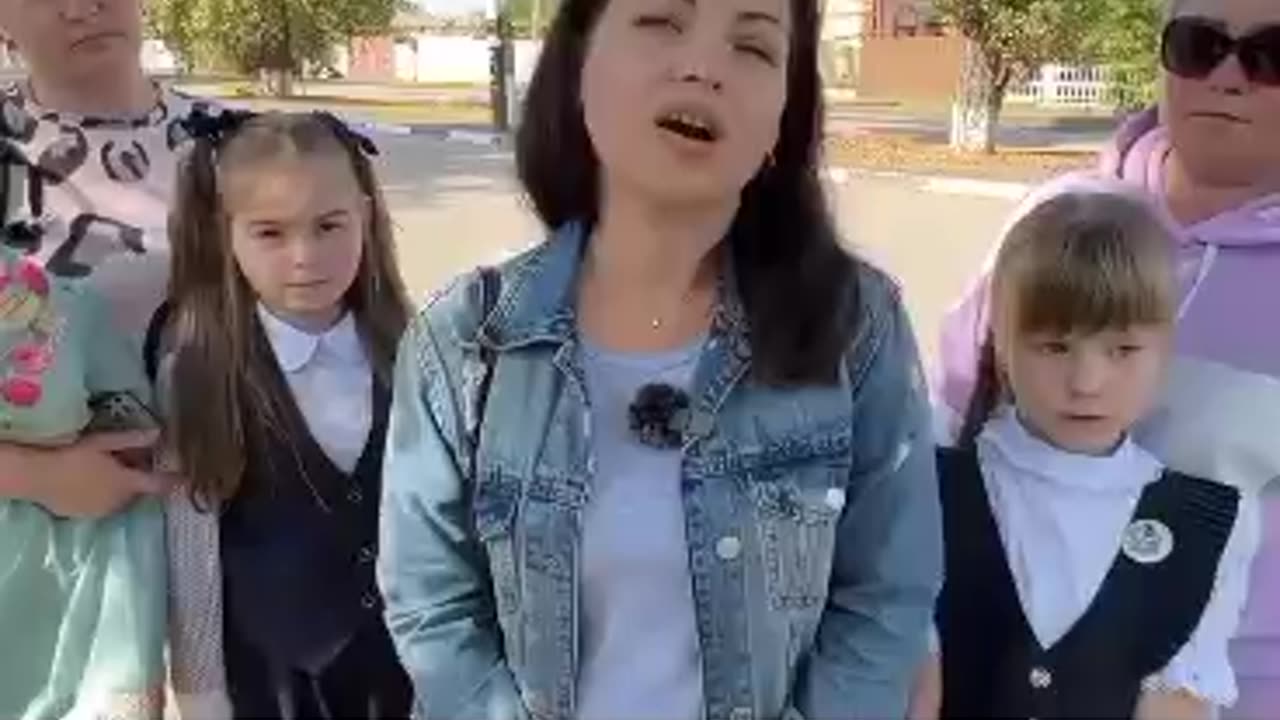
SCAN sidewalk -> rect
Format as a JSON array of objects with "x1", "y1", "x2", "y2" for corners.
[{"x1": 185, "y1": 81, "x2": 1103, "y2": 184}]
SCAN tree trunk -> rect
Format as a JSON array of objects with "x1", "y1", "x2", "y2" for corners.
[
  {"x1": 264, "y1": 68, "x2": 294, "y2": 98},
  {"x1": 488, "y1": 0, "x2": 514, "y2": 131},
  {"x1": 269, "y1": 0, "x2": 295, "y2": 98},
  {"x1": 985, "y1": 80, "x2": 1008, "y2": 156},
  {"x1": 949, "y1": 40, "x2": 1000, "y2": 154}
]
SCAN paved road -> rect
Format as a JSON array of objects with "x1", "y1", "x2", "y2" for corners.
[
  {"x1": 374, "y1": 131, "x2": 1022, "y2": 369},
  {"x1": 342, "y1": 108, "x2": 1114, "y2": 153},
  {"x1": 180, "y1": 78, "x2": 1116, "y2": 153}
]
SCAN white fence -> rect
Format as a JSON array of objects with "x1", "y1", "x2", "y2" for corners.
[{"x1": 1008, "y1": 64, "x2": 1110, "y2": 108}]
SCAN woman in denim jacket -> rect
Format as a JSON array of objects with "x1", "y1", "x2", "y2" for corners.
[{"x1": 377, "y1": 0, "x2": 943, "y2": 717}]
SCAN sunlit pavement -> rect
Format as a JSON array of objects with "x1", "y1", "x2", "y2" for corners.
[{"x1": 375, "y1": 130, "x2": 1021, "y2": 369}]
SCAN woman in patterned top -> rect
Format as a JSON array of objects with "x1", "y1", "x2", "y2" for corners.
[
  {"x1": 0, "y1": 0, "x2": 208, "y2": 716},
  {"x1": 0, "y1": 241, "x2": 168, "y2": 720}
]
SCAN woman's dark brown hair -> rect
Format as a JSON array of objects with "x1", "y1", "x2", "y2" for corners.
[
  {"x1": 956, "y1": 189, "x2": 1178, "y2": 447},
  {"x1": 167, "y1": 112, "x2": 410, "y2": 508},
  {"x1": 515, "y1": 0, "x2": 856, "y2": 384}
]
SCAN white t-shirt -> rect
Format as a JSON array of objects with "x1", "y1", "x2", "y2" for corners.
[
  {"x1": 575, "y1": 337, "x2": 705, "y2": 720},
  {"x1": 0, "y1": 81, "x2": 205, "y2": 344}
]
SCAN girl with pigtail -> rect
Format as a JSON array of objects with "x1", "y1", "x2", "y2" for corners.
[{"x1": 160, "y1": 110, "x2": 414, "y2": 719}]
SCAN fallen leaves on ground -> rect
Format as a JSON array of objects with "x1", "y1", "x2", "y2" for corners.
[{"x1": 824, "y1": 133, "x2": 1094, "y2": 182}]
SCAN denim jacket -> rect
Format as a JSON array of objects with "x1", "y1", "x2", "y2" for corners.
[{"x1": 378, "y1": 223, "x2": 943, "y2": 720}]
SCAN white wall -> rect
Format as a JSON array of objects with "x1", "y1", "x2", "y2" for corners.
[
  {"x1": 142, "y1": 39, "x2": 179, "y2": 73},
  {"x1": 395, "y1": 41, "x2": 419, "y2": 81},
  {"x1": 513, "y1": 40, "x2": 542, "y2": 86},
  {"x1": 823, "y1": 0, "x2": 867, "y2": 40},
  {"x1": 405, "y1": 36, "x2": 542, "y2": 85},
  {"x1": 332, "y1": 44, "x2": 351, "y2": 76}
]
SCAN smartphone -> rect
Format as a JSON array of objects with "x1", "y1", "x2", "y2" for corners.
[{"x1": 86, "y1": 391, "x2": 159, "y2": 471}]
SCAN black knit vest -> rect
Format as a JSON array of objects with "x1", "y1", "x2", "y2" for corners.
[
  {"x1": 935, "y1": 447, "x2": 1239, "y2": 719},
  {"x1": 220, "y1": 361, "x2": 391, "y2": 671}
]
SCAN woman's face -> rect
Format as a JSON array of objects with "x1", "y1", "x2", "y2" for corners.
[
  {"x1": 579, "y1": 0, "x2": 792, "y2": 211},
  {"x1": 1162, "y1": 0, "x2": 1280, "y2": 187},
  {"x1": 0, "y1": 0, "x2": 143, "y2": 88},
  {"x1": 0, "y1": 0, "x2": 142, "y2": 89}
]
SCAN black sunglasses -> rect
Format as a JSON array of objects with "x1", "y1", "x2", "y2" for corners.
[{"x1": 1161, "y1": 17, "x2": 1280, "y2": 87}]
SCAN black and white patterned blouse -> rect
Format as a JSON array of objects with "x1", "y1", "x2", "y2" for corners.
[{"x1": 0, "y1": 82, "x2": 207, "y2": 345}]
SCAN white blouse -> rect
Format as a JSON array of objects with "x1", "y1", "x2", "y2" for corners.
[
  {"x1": 972, "y1": 409, "x2": 1257, "y2": 707},
  {"x1": 256, "y1": 305, "x2": 373, "y2": 474}
]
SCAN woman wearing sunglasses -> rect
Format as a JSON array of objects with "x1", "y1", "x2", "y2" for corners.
[{"x1": 936, "y1": 0, "x2": 1280, "y2": 718}]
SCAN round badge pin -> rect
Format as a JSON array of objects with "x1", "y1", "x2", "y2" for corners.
[{"x1": 1122, "y1": 519, "x2": 1175, "y2": 565}]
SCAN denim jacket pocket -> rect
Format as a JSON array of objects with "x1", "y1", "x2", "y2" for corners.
[{"x1": 747, "y1": 459, "x2": 850, "y2": 612}]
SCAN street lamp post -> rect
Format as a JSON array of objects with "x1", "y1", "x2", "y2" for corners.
[{"x1": 487, "y1": 0, "x2": 516, "y2": 132}]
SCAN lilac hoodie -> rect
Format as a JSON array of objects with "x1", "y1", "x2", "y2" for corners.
[{"x1": 936, "y1": 108, "x2": 1280, "y2": 714}]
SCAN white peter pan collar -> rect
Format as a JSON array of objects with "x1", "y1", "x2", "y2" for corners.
[{"x1": 256, "y1": 304, "x2": 365, "y2": 373}]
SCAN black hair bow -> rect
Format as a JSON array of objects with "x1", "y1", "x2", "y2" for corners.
[
  {"x1": 179, "y1": 107, "x2": 379, "y2": 157},
  {"x1": 313, "y1": 111, "x2": 380, "y2": 157},
  {"x1": 180, "y1": 107, "x2": 254, "y2": 147}
]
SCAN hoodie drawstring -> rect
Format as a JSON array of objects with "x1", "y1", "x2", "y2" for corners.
[{"x1": 1178, "y1": 243, "x2": 1219, "y2": 322}]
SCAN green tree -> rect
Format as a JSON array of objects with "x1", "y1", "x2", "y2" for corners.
[
  {"x1": 508, "y1": 0, "x2": 562, "y2": 38},
  {"x1": 148, "y1": 0, "x2": 399, "y2": 95},
  {"x1": 935, "y1": 0, "x2": 1104, "y2": 153},
  {"x1": 147, "y1": 0, "x2": 206, "y2": 73},
  {"x1": 1086, "y1": 0, "x2": 1163, "y2": 110}
]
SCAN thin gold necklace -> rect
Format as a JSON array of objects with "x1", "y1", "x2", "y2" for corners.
[{"x1": 650, "y1": 284, "x2": 713, "y2": 331}]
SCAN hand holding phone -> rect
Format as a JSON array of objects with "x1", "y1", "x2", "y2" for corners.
[{"x1": 86, "y1": 391, "x2": 159, "y2": 471}]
